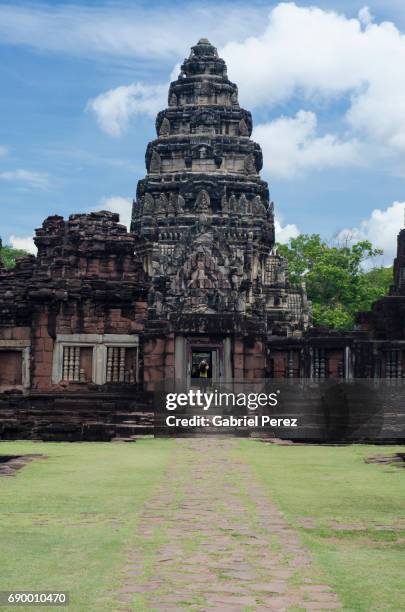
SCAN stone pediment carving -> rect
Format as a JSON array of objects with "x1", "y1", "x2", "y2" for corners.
[
  {"x1": 191, "y1": 109, "x2": 219, "y2": 134},
  {"x1": 238, "y1": 118, "x2": 249, "y2": 136},
  {"x1": 159, "y1": 117, "x2": 171, "y2": 137},
  {"x1": 192, "y1": 144, "x2": 214, "y2": 160},
  {"x1": 149, "y1": 149, "x2": 161, "y2": 173}
]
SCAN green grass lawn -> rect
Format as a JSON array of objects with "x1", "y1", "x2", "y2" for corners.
[
  {"x1": 0, "y1": 440, "x2": 404, "y2": 611},
  {"x1": 237, "y1": 441, "x2": 405, "y2": 612},
  {"x1": 0, "y1": 439, "x2": 174, "y2": 611}
]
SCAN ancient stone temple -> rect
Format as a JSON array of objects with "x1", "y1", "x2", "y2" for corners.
[
  {"x1": 0, "y1": 39, "x2": 404, "y2": 441},
  {"x1": 132, "y1": 38, "x2": 310, "y2": 386}
]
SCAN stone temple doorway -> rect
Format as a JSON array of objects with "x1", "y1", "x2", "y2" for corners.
[
  {"x1": 174, "y1": 336, "x2": 232, "y2": 386},
  {"x1": 190, "y1": 348, "x2": 219, "y2": 382}
]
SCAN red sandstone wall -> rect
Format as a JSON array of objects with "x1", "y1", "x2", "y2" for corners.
[
  {"x1": 31, "y1": 308, "x2": 54, "y2": 391},
  {"x1": 0, "y1": 351, "x2": 22, "y2": 386},
  {"x1": 0, "y1": 327, "x2": 30, "y2": 342},
  {"x1": 143, "y1": 334, "x2": 175, "y2": 390},
  {"x1": 233, "y1": 339, "x2": 265, "y2": 380}
]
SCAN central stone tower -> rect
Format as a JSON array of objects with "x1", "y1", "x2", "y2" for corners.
[{"x1": 131, "y1": 39, "x2": 310, "y2": 384}]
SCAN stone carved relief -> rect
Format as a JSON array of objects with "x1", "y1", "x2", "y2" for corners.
[
  {"x1": 253, "y1": 195, "x2": 266, "y2": 217},
  {"x1": 244, "y1": 154, "x2": 256, "y2": 175},
  {"x1": 239, "y1": 194, "x2": 248, "y2": 214},
  {"x1": 189, "y1": 254, "x2": 215, "y2": 289},
  {"x1": 157, "y1": 193, "x2": 168, "y2": 215},
  {"x1": 143, "y1": 193, "x2": 155, "y2": 215},
  {"x1": 195, "y1": 189, "x2": 211, "y2": 213},
  {"x1": 177, "y1": 194, "x2": 185, "y2": 214},
  {"x1": 199, "y1": 80, "x2": 212, "y2": 96},
  {"x1": 150, "y1": 150, "x2": 161, "y2": 173},
  {"x1": 191, "y1": 143, "x2": 213, "y2": 161},
  {"x1": 221, "y1": 192, "x2": 229, "y2": 214},
  {"x1": 168, "y1": 193, "x2": 177, "y2": 214},
  {"x1": 229, "y1": 193, "x2": 237, "y2": 213},
  {"x1": 159, "y1": 117, "x2": 171, "y2": 137},
  {"x1": 191, "y1": 109, "x2": 218, "y2": 134},
  {"x1": 238, "y1": 118, "x2": 249, "y2": 136}
]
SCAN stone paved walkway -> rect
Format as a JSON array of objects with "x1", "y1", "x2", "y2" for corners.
[{"x1": 116, "y1": 439, "x2": 341, "y2": 611}]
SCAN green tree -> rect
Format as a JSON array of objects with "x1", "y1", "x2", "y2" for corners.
[
  {"x1": 0, "y1": 242, "x2": 31, "y2": 268},
  {"x1": 277, "y1": 234, "x2": 392, "y2": 330}
]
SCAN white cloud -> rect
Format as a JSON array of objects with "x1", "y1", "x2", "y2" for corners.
[
  {"x1": 0, "y1": 169, "x2": 49, "y2": 189},
  {"x1": 8, "y1": 235, "x2": 37, "y2": 254},
  {"x1": 0, "y1": 145, "x2": 8, "y2": 157},
  {"x1": 220, "y1": 3, "x2": 405, "y2": 163},
  {"x1": 87, "y1": 83, "x2": 166, "y2": 137},
  {"x1": 275, "y1": 217, "x2": 300, "y2": 244},
  {"x1": 253, "y1": 110, "x2": 360, "y2": 178},
  {"x1": 95, "y1": 196, "x2": 132, "y2": 229},
  {"x1": 336, "y1": 201, "x2": 405, "y2": 264}
]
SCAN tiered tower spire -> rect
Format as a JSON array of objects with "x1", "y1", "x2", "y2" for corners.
[{"x1": 131, "y1": 40, "x2": 309, "y2": 335}]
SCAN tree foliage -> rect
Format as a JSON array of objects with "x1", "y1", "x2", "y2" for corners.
[
  {"x1": 277, "y1": 234, "x2": 393, "y2": 330},
  {"x1": 0, "y1": 243, "x2": 30, "y2": 268}
]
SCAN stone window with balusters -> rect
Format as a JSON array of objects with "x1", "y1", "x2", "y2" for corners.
[{"x1": 53, "y1": 334, "x2": 139, "y2": 385}]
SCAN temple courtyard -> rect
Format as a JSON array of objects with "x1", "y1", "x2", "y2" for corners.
[{"x1": 0, "y1": 440, "x2": 404, "y2": 611}]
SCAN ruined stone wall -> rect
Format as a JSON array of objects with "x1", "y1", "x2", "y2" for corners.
[{"x1": 0, "y1": 211, "x2": 148, "y2": 394}]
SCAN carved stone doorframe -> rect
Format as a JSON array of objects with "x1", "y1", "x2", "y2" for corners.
[{"x1": 174, "y1": 335, "x2": 232, "y2": 387}]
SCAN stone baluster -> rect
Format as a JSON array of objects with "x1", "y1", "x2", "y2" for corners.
[
  {"x1": 63, "y1": 347, "x2": 69, "y2": 381},
  {"x1": 119, "y1": 347, "x2": 126, "y2": 382},
  {"x1": 106, "y1": 348, "x2": 113, "y2": 383},
  {"x1": 112, "y1": 347, "x2": 119, "y2": 382},
  {"x1": 74, "y1": 347, "x2": 80, "y2": 382},
  {"x1": 68, "y1": 346, "x2": 74, "y2": 381}
]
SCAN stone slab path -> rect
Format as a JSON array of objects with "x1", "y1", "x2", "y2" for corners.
[{"x1": 116, "y1": 439, "x2": 341, "y2": 611}]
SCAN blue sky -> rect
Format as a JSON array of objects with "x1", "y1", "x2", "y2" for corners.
[{"x1": 0, "y1": 0, "x2": 404, "y2": 264}]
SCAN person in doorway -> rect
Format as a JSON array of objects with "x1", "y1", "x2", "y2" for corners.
[{"x1": 198, "y1": 359, "x2": 209, "y2": 378}]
